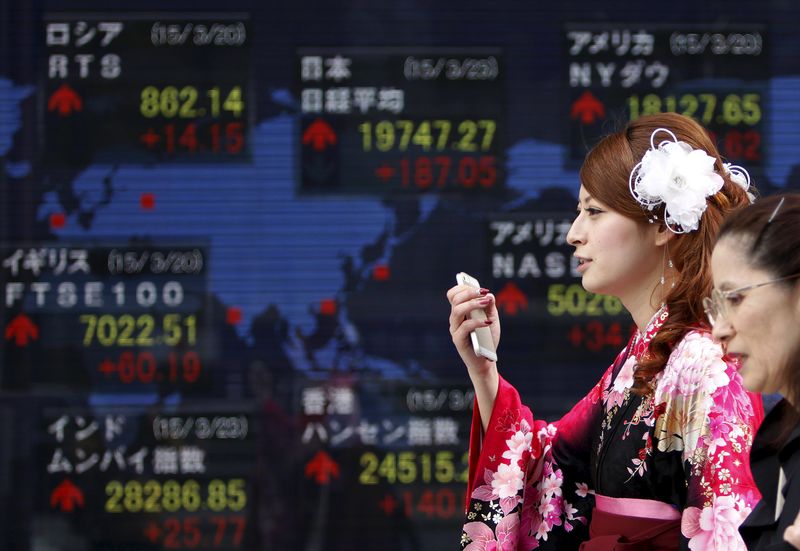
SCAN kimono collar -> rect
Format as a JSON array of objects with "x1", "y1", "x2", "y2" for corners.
[
  {"x1": 780, "y1": 417, "x2": 800, "y2": 463},
  {"x1": 758, "y1": 399, "x2": 800, "y2": 464},
  {"x1": 630, "y1": 304, "x2": 669, "y2": 359}
]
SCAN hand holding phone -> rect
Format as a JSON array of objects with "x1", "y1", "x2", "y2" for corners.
[{"x1": 456, "y1": 272, "x2": 498, "y2": 362}]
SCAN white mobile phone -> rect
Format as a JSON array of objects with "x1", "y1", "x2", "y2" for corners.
[{"x1": 456, "y1": 272, "x2": 498, "y2": 362}]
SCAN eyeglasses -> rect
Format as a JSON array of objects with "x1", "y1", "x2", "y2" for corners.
[{"x1": 703, "y1": 273, "x2": 800, "y2": 327}]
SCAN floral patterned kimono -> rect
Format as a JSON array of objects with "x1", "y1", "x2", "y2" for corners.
[{"x1": 460, "y1": 308, "x2": 763, "y2": 550}]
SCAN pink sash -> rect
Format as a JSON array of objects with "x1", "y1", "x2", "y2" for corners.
[
  {"x1": 579, "y1": 495, "x2": 681, "y2": 551},
  {"x1": 594, "y1": 494, "x2": 680, "y2": 520}
]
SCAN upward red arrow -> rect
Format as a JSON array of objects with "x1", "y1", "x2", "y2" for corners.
[
  {"x1": 495, "y1": 282, "x2": 529, "y2": 316},
  {"x1": 5, "y1": 313, "x2": 39, "y2": 346},
  {"x1": 302, "y1": 119, "x2": 337, "y2": 152},
  {"x1": 305, "y1": 450, "x2": 340, "y2": 485},
  {"x1": 50, "y1": 479, "x2": 84, "y2": 512},
  {"x1": 570, "y1": 90, "x2": 605, "y2": 125},
  {"x1": 48, "y1": 84, "x2": 83, "y2": 117}
]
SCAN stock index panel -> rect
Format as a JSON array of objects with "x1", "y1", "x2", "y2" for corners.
[
  {"x1": 565, "y1": 24, "x2": 768, "y2": 165},
  {"x1": 1, "y1": 1, "x2": 799, "y2": 550},
  {"x1": 41, "y1": 14, "x2": 251, "y2": 166},
  {"x1": 297, "y1": 48, "x2": 504, "y2": 193}
]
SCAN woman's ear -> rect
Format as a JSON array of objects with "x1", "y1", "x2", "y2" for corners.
[{"x1": 653, "y1": 224, "x2": 675, "y2": 247}]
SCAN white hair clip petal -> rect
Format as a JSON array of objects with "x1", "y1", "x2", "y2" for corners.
[
  {"x1": 628, "y1": 128, "x2": 724, "y2": 234},
  {"x1": 723, "y1": 162, "x2": 755, "y2": 203}
]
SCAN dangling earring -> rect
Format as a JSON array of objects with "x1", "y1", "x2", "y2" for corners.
[
  {"x1": 660, "y1": 245, "x2": 675, "y2": 288},
  {"x1": 660, "y1": 260, "x2": 675, "y2": 287}
]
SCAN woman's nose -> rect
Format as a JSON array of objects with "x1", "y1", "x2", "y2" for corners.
[
  {"x1": 567, "y1": 216, "x2": 584, "y2": 246},
  {"x1": 711, "y1": 317, "x2": 734, "y2": 344}
]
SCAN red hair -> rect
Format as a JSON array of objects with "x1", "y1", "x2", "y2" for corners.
[{"x1": 580, "y1": 113, "x2": 753, "y2": 394}]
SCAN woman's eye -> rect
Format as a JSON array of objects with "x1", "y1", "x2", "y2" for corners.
[
  {"x1": 586, "y1": 208, "x2": 602, "y2": 216},
  {"x1": 725, "y1": 293, "x2": 744, "y2": 306}
]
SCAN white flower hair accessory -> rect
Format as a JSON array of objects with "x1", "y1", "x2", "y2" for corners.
[
  {"x1": 723, "y1": 162, "x2": 755, "y2": 203},
  {"x1": 628, "y1": 128, "x2": 724, "y2": 233}
]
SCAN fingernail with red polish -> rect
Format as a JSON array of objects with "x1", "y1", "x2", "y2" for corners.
[
  {"x1": 484, "y1": 318, "x2": 493, "y2": 325},
  {"x1": 479, "y1": 288, "x2": 490, "y2": 295}
]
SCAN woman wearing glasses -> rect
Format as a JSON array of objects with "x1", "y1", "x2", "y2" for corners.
[
  {"x1": 449, "y1": 113, "x2": 763, "y2": 550},
  {"x1": 708, "y1": 193, "x2": 800, "y2": 550}
]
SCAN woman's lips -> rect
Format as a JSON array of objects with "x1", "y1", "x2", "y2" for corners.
[
  {"x1": 728, "y1": 352, "x2": 748, "y2": 366},
  {"x1": 576, "y1": 258, "x2": 592, "y2": 273}
]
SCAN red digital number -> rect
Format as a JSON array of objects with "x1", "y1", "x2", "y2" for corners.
[
  {"x1": 568, "y1": 322, "x2": 632, "y2": 351},
  {"x1": 710, "y1": 129, "x2": 761, "y2": 162},
  {"x1": 211, "y1": 515, "x2": 246, "y2": 546},
  {"x1": 149, "y1": 515, "x2": 246, "y2": 548},
  {"x1": 98, "y1": 351, "x2": 201, "y2": 384},
  {"x1": 401, "y1": 488, "x2": 464, "y2": 520},
  {"x1": 398, "y1": 156, "x2": 496, "y2": 190},
  {"x1": 155, "y1": 122, "x2": 245, "y2": 156}
]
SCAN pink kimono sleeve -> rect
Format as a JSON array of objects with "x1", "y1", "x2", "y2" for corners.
[{"x1": 461, "y1": 365, "x2": 613, "y2": 549}]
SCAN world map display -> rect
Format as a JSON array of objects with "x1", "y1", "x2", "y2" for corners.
[{"x1": 2, "y1": 2, "x2": 800, "y2": 549}]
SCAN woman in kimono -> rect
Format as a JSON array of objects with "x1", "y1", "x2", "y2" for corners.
[
  {"x1": 708, "y1": 193, "x2": 800, "y2": 550},
  {"x1": 447, "y1": 113, "x2": 763, "y2": 550}
]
